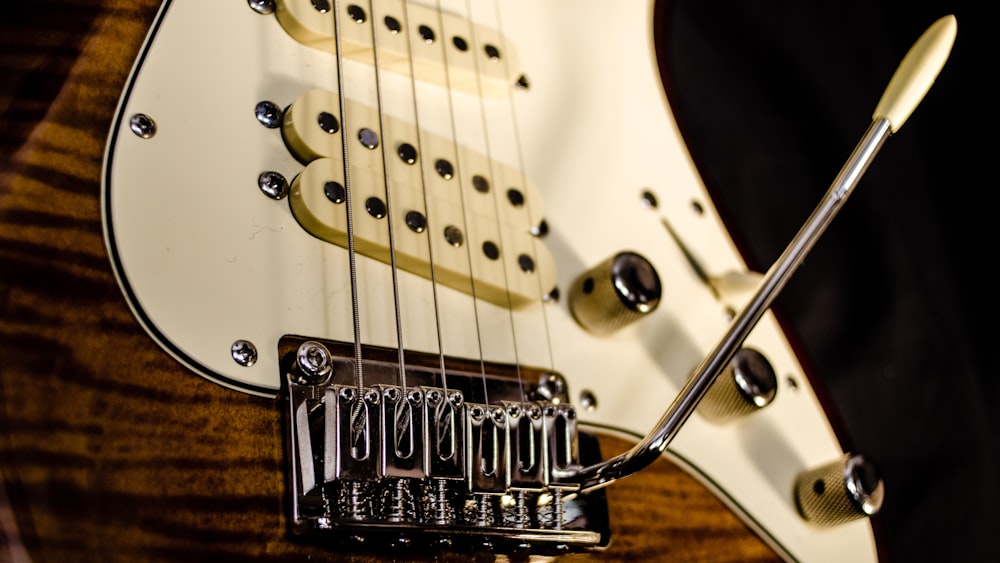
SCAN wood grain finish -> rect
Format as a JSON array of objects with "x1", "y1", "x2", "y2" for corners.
[{"x1": 0, "y1": 1, "x2": 778, "y2": 561}]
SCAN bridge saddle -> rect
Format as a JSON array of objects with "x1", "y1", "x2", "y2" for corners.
[{"x1": 282, "y1": 336, "x2": 610, "y2": 554}]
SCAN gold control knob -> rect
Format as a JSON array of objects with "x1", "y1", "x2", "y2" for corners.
[
  {"x1": 698, "y1": 347, "x2": 777, "y2": 424},
  {"x1": 794, "y1": 453, "x2": 884, "y2": 527},
  {"x1": 569, "y1": 252, "x2": 661, "y2": 335}
]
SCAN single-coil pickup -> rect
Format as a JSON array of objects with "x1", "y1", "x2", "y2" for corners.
[
  {"x1": 274, "y1": 0, "x2": 519, "y2": 97},
  {"x1": 284, "y1": 88, "x2": 555, "y2": 308}
]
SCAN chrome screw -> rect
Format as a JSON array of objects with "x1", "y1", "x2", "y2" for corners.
[
  {"x1": 295, "y1": 341, "x2": 332, "y2": 385},
  {"x1": 255, "y1": 101, "x2": 282, "y2": 128},
  {"x1": 129, "y1": 113, "x2": 156, "y2": 139},
  {"x1": 535, "y1": 372, "x2": 567, "y2": 401},
  {"x1": 231, "y1": 340, "x2": 258, "y2": 367},
  {"x1": 258, "y1": 170, "x2": 289, "y2": 199},
  {"x1": 247, "y1": 0, "x2": 276, "y2": 14},
  {"x1": 578, "y1": 390, "x2": 598, "y2": 411}
]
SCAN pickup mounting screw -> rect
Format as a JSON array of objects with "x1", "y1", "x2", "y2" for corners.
[
  {"x1": 258, "y1": 171, "x2": 289, "y2": 199},
  {"x1": 247, "y1": 0, "x2": 275, "y2": 15},
  {"x1": 255, "y1": 101, "x2": 282, "y2": 128}
]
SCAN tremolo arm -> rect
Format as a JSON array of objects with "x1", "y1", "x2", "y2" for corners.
[{"x1": 567, "y1": 14, "x2": 958, "y2": 492}]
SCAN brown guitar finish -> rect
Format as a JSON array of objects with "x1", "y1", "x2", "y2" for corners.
[{"x1": 0, "y1": 1, "x2": 778, "y2": 561}]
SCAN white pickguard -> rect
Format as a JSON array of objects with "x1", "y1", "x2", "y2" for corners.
[{"x1": 102, "y1": 1, "x2": 879, "y2": 560}]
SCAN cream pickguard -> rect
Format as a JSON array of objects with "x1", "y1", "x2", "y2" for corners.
[{"x1": 102, "y1": 0, "x2": 879, "y2": 560}]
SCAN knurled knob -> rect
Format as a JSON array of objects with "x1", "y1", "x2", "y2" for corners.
[
  {"x1": 698, "y1": 347, "x2": 777, "y2": 424},
  {"x1": 568, "y1": 252, "x2": 661, "y2": 335},
  {"x1": 794, "y1": 453, "x2": 884, "y2": 527}
]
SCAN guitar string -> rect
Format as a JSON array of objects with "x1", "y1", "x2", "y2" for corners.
[
  {"x1": 431, "y1": 0, "x2": 492, "y2": 409},
  {"x1": 486, "y1": 0, "x2": 557, "y2": 377},
  {"x1": 464, "y1": 0, "x2": 530, "y2": 410},
  {"x1": 330, "y1": 0, "x2": 367, "y2": 393},
  {"x1": 393, "y1": 0, "x2": 454, "y2": 401},
  {"x1": 363, "y1": 0, "x2": 411, "y2": 399}
]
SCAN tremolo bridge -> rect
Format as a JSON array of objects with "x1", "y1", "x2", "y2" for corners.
[{"x1": 282, "y1": 336, "x2": 610, "y2": 554}]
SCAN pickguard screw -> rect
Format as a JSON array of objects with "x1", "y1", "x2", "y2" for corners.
[
  {"x1": 579, "y1": 390, "x2": 598, "y2": 411},
  {"x1": 231, "y1": 340, "x2": 258, "y2": 367},
  {"x1": 723, "y1": 306, "x2": 736, "y2": 322},
  {"x1": 129, "y1": 113, "x2": 156, "y2": 139},
  {"x1": 640, "y1": 189, "x2": 658, "y2": 209}
]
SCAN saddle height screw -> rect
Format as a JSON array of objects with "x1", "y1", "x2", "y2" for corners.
[
  {"x1": 129, "y1": 113, "x2": 156, "y2": 139},
  {"x1": 551, "y1": 489, "x2": 565, "y2": 530},
  {"x1": 231, "y1": 340, "x2": 258, "y2": 367}
]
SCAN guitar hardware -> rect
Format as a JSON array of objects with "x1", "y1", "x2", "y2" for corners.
[
  {"x1": 231, "y1": 339, "x2": 260, "y2": 367},
  {"x1": 565, "y1": 13, "x2": 957, "y2": 493},
  {"x1": 282, "y1": 336, "x2": 611, "y2": 553},
  {"x1": 568, "y1": 251, "x2": 662, "y2": 335},
  {"x1": 62, "y1": 0, "x2": 956, "y2": 559},
  {"x1": 795, "y1": 454, "x2": 885, "y2": 527},
  {"x1": 254, "y1": 100, "x2": 284, "y2": 128},
  {"x1": 697, "y1": 347, "x2": 777, "y2": 424},
  {"x1": 128, "y1": 113, "x2": 157, "y2": 138},
  {"x1": 258, "y1": 170, "x2": 291, "y2": 200}
]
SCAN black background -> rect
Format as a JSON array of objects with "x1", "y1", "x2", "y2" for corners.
[{"x1": 660, "y1": 1, "x2": 995, "y2": 561}]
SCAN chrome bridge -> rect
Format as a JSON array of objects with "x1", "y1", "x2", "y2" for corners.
[{"x1": 281, "y1": 336, "x2": 611, "y2": 554}]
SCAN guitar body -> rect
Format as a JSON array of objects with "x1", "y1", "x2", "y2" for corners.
[{"x1": 1, "y1": 1, "x2": 878, "y2": 561}]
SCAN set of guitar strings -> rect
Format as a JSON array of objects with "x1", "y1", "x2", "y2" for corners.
[{"x1": 272, "y1": 1, "x2": 956, "y2": 551}]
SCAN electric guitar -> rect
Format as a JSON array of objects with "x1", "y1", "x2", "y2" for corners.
[{"x1": 0, "y1": 1, "x2": 894, "y2": 560}]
